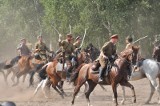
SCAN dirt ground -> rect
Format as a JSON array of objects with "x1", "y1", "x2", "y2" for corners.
[{"x1": 0, "y1": 73, "x2": 159, "y2": 106}]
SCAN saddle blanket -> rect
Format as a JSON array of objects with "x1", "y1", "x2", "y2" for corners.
[{"x1": 56, "y1": 62, "x2": 67, "y2": 72}]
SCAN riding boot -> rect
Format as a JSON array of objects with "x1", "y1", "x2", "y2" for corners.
[{"x1": 98, "y1": 67, "x2": 104, "y2": 83}]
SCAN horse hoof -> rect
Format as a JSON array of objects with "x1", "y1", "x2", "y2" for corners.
[
  {"x1": 132, "y1": 99, "x2": 136, "y2": 103},
  {"x1": 144, "y1": 101, "x2": 149, "y2": 104},
  {"x1": 120, "y1": 100, "x2": 124, "y2": 105}
]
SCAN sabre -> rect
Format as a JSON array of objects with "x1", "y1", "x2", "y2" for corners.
[
  {"x1": 80, "y1": 28, "x2": 87, "y2": 48},
  {"x1": 52, "y1": 25, "x2": 60, "y2": 35},
  {"x1": 133, "y1": 36, "x2": 148, "y2": 44},
  {"x1": 51, "y1": 22, "x2": 60, "y2": 35}
]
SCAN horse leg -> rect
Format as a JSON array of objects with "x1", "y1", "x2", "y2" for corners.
[
  {"x1": 41, "y1": 78, "x2": 51, "y2": 98},
  {"x1": 120, "y1": 81, "x2": 136, "y2": 104},
  {"x1": 22, "y1": 74, "x2": 27, "y2": 83},
  {"x1": 120, "y1": 86, "x2": 126, "y2": 105},
  {"x1": 57, "y1": 81, "x2": 67, "y2": 96},
  {"x1": 11, "y1": 70, "x2": 17, "y2": 83},
  {"x1": 1, "y1": 70, "x2": 6, "y2": 82},
  {"x1": 85, "y1": 80, "x2": 97, "y2": 106},
  {"x1": 112, "y1": 83, "x2": 118, "y2": 106},
  {"x1": 12, "y1": 71, "x2": 24, "y2": 86},
  {"x1": 145, "y1": 81, "x2": 155, "y2": 104},
  {"x1": 33, "y1": 79, "x2": 45, "y2": 97},
  {"x1": 71, "y1": 79, "x2": 86, "y2": 105},
  {"x1": 29, "y1": 71, "x2": 35, "y2": 87},
  {"x1": 5, "y1": 69, "x2": 12, "y2": 83},
  {"x1": 52, "y1": 85, "x2": 64, "y2": 99}
]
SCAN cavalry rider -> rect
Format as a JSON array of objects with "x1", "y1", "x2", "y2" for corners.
[
  {"x1": 17, "y1": 38, "x2": 31, "y2": 56},
  {"x1": 4, "y1": 38, "x2": 31, "y2": 68},
  {"x1": 58, "y1": 33, "x2": 75, "y2": 80},
  {"x1": 98, "y1": 34, "x2": 118, "y2": 83},
  {"x1": 34, "y1": 35, "x2": 53, "y2": 63},
  {"x1": 125, "y1": 36, "x2": 133, "y2": 49}
]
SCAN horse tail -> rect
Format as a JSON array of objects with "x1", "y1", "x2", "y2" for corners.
[
  {"x1": 4, "y1": 56, "x2": 21, "y2": 69},
  {"x1": 70, "y1": 63, "x2": 86, "y2": 83},
  {"x1": 39, "y1": 65, "x2": 48, "y2": 80}
]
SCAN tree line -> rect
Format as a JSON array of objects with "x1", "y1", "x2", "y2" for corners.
[{"x1": 0, "y1": 0, "x2": 159, "y2": 58}]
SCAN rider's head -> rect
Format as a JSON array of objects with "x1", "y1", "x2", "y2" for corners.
[
  {"x1": 110, "y1": 34, "x2": 118, "y2": 44},
  {"x1": 126, "y1": 36, "x2": 133, "y2": 44},
  {"x1": 37, "y1": 35, "x2": 42, "y2": 42},
  {"x1": 20, "y1": 38, "x2": 26, "y2": 44},
  {"x1": 66, "y1": 34, "x2": 73, "y2": 42}
]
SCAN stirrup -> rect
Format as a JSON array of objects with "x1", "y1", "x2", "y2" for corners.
[{"x1": 98, "y1": 78, "x2": 103, "y2": 83}]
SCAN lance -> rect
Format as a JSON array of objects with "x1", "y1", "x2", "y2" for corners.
[
  {"x1": 80, "y1": 28, "x2": 87, "y2": 48},
  {"x1": 133, "y1": 36, "x2": 148, "y2": 44}
]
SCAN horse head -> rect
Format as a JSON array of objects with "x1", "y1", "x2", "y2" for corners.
[{"x1": 152, "y1": 46, "x2": 160, "y2": 60}]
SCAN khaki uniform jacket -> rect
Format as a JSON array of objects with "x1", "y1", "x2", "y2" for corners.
[
  {"x1": 59, "y1": 40, "x2": 75, "y2": 58},
  {"x1": 35, "y1": 42, "x2": 50, "y2": 55},
  {"x1": 98, "y1": 41, "x2": 116, "y2": 68}
]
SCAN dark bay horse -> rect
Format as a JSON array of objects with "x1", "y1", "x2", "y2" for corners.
[
  {"x1": 33, "y1": 50, "x2": 89, "y2": 98},
  {"x1": 71, "y1": 46, "x2": 139, "y2": 106},
  {"x1": 85, "y1": 43, "x2": 100, "y2": 61}
]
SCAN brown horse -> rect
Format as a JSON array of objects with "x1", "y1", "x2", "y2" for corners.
[
  {"x1": 11, "y1": 55, "x2": 44, "y2": 86},
  {"x1": 152, "y1": 46, "x2": 160, "y2": 62},
  {"x1": 33, "y1": 50, "x2": 89, "y2": 98},
  {"x1": 71, "y1": 46, "x2": 139, "y2": 106}
]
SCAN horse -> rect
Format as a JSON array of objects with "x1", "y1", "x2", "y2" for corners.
[
  {"x1": 85, "y1": 43, "x2": 100, "y2": 61},
  {"x1": 152, "y1": 45, "x2": 160, "y2": 62},
  {"x1": 33, "y1": 50, "x2": 89, "y2": 98},
  {"x1": 121, "y1": 58, "x2": 160, "y2": 104},
  {"x1": 71, "y1": 46, "x2": 139, "y2": 106}
]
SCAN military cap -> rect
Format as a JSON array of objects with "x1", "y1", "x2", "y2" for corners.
[
  {"x1": 37, "y1": 35, "x2": 42, "y2": 39},
  {"x1": 20, "y1": 38, "x2": 26, "y2": 41},
  {"x1": 66, "y1": 33, "x2": 73, "y2": 38},
  {"x1": 110, "y1": 34, "x2": 118, "y2": 39}
]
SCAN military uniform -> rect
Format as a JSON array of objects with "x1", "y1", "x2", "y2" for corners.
[
  {"x1": 99, "y1": 41, "x2": 116, "y2": 69},
  {"x1": 59, "y1": 39, "x2": 75, "y2": 60},
  {"x1": 35, "y1": 41, "x2": 51, "y2": 61},
  {"x1": 98, "y1": 34, "x2": 118, "y2": 83},
  {"x1": 17, "y1": 43, "x2": 31, "y2": 56}
]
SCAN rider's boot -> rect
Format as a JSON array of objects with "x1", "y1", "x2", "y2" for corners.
[{"x1": 98, "y1": 67, "x2": 104, "y2": 83}]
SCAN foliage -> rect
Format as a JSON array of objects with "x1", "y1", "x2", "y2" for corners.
[{"x1": 0, "y1": 0, "x2": 160, "y2": 58}]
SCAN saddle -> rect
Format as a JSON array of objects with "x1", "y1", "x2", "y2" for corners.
[{"x1": 91, "y1": 62, "x2": 112, "y2": 75}]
